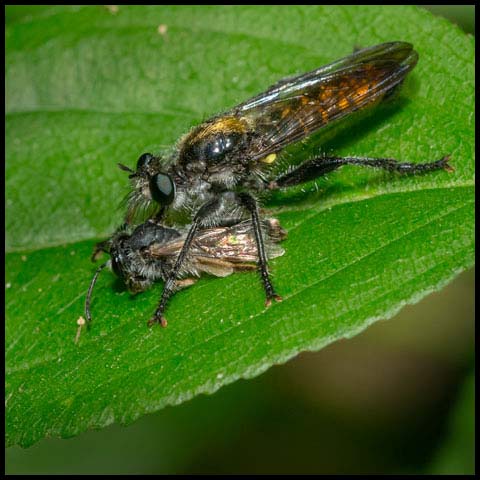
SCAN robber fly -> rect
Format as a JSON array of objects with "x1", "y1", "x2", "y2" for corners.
[
  {"x1": 86, "y1": 218, "x2": 286, "y2": 327},
  {"x1": 111, "y1": 41, "x2": 452, "y2": 327}
]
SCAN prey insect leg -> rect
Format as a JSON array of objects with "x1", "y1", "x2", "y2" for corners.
[
  {"x1": 237, "y1": 192, "x2": 282, "y2": 307},
  {"x1": 270, "y1": 154, "x2": 453, "y2": 189},
  {"x1": 91, "y1": 222, "x2": 128, "y2": 262},
  {"x1": 149, "y1": 198, "x2": 221, "y2": 327}
]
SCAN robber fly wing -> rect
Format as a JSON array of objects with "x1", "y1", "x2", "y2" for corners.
[
  {"x1": 228, "y1": 42, "x2": 417, "y2": 161},
  {"x1": 234, "y1": 42, "x2": 414, "y2": 111}
]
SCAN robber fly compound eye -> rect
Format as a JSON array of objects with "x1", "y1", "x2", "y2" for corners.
[
  {"x1": 149, "y1": 173, "x2": 175, "y2": 205},
  {"x1": 136, "y1": 152, "x2": 155, "y2": 172}
]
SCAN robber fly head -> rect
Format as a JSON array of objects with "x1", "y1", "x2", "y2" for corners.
[
  {"x1": 119, "y1": 152, "x2": 177, "y2": 223},
  {"x1": 122, "y1": 152, "x2": 176, "y2": 204}
]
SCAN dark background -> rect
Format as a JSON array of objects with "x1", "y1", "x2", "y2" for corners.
[{"x1": 5, "y1": 5, "x2": 475, "y2": 475}]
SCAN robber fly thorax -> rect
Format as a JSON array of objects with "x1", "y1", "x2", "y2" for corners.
[{"x1": 121, "y1": 114, "x2": 271, "y2": 224}]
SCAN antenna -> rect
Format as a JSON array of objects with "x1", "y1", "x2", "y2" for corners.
[
  {"x1": 117, "y1": 162, "x2": 134, "y2": 173},
  {"x1": 85, "y1": 261, "x2": 109, "y2": 324},
  {"x1": 117, "y1": 162, "x2": 138, "y2": 179}
]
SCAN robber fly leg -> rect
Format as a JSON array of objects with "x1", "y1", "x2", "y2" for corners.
[
  {"x1": 237, "y1": 192, "x2": 282, "y2": 307},
  {"x1": 269, "y1": 154, "x2": 453, "y2": 189},
  {"x1": 149, "y1": 199, "x2": 221, "y2": 327},
  {"x1": 149, "y1": 221, "x2": 199, "y2": 327}
]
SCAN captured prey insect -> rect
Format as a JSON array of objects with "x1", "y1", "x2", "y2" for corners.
[
  {"x1": 110, "y1": 41, "x2": 452, "y2": 327},
  {"x1": 86, "y1": 218, "x2": 287, "y2": 327}
]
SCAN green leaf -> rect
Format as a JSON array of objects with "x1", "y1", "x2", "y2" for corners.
[{"x1": 6, "y1": 5, "x2": 474, "y2": 447}]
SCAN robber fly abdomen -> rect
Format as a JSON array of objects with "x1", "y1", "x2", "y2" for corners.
[{"x1": 109, "y1": 41, "x2": 452, "y2": 327}]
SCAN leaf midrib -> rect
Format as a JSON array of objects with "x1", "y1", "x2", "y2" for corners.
[{"x1": 5, "y1": 184, "x2": 474, "y2": 255}]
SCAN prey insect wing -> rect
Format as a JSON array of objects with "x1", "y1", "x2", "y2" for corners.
[{"x1": 148, "y1": 219, "x2": 286, "y2": 268}]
